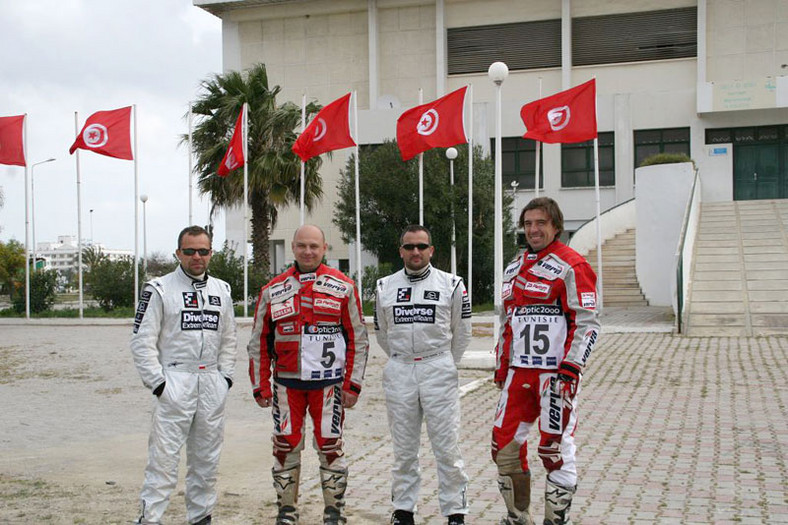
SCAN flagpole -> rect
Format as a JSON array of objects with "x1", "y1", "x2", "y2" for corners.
[
  {"x1": 300, "y1": 92, "x2": 306, "y2": 225},
  {"x1": 418, "y1": 88, "x2": 424, "y2": 225},
  {"x1": 535, "y1": 77, "x2": 542, "y2": 197},
  {"x1": 23, "y1": 114, "x2": 30, "y2": 319},
  {"x1": 188, "y1": 103, "x2": 193, "y2": 225},
  {"x1": 74, "y1": 112, "x2": 84, "y2": 318},
  {"x1": 593, "y1": 96, "x2": 604, "y2": 312},
  {"x1": 133, "y1": 104, "x2": 139, "y2": 310},
  {"x1": 243, "y1": 102, "x2": 249, "y2": 318},
  {"x1": 353, "y1": 90, "x2": 363, "y2": 304},
  {"x1": 467, "y1": 84, "x2": 473, "y2": 305}
]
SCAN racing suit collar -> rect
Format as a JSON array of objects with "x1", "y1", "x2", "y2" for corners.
[
  {"x1": 527, "y1": 239, "x2": 560, "y2": 258},
  {"x1": 404, "y1": 263, "x2": 432, "y2": 282},
  {"x1": 293, "y1": 261, "x2": 324, "y2": 275},
  {"x1": 178, "y1": 265, "x2": 208, "y2": 288}
]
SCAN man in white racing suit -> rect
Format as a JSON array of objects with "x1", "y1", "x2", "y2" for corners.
[
  {"x1": 492, "y1": 198, "x2": 600, "y2": 525},
  {"x1": 131, "y1": 226, "x2": 237, "y2": 525},
  {"x1": 375, "y1": 225, "x2": 472, "y2": 525}
]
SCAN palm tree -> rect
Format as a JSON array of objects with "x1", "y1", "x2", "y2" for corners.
[{"x1": 190, "y1": 63, "x2": 324, "y2": 276}]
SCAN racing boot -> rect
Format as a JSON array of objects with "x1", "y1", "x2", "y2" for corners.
[
  {"x1": 391, "y1": 509, "x2": 415, "y2": 525},
  {"x1": 273, "y1": 465, "x2": 300, "y2": 525},
  {"x1": 497, "y1": 472, "x2": 534, "y2": 525},
  {"x1": 320, "y1": 466, "x2": 348, "y2": 524},
  {"x1": 543, "y1": 478, "x2": 576, "y2": 525}
]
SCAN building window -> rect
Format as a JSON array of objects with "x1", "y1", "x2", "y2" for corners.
[
  {"x1": 634, "y1": 127, "x2": 690, "y2": 168},
  {"x1": 573, "y1": 7, "x2": 697, "y2": 67},
  {"x1": 447, "y1": 19, "x2": 561, "y2": 75},
  {"x1": 561, "y1": 132, "x2": 615, "y2": 188},
  {"x1": 490, "y1": 137, "x2": 544, "y2": 191}
]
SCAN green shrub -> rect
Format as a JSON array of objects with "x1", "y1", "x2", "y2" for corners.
[
  {"x1": 85, "y1": 257, "x2": 135, "y2": 311},
  {"x1": 639, "y1": 153, "x2": 694, "y2": 168},
  {"x1": 12, "y1": 269, "x2": 59, "y2": 313}
]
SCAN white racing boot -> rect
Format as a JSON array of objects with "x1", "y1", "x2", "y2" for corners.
[
  {"x1": 273, "y1": 465, "x2": 300, "y2": 525},
  {"x1": 497, "y1": 472, "x2": 535, "y2": 525},
  {"x1": 543, "y1": 478, "x2": 576, "y2": 525}
]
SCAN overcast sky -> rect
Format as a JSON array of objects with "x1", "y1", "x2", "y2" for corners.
[{"x1": 0, "y1": 0, "x2": 225, "y2": 257}]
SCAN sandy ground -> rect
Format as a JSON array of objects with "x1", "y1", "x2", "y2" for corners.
[{"x1": 0, "y1": 324, "x2": 489, "y2": 524}]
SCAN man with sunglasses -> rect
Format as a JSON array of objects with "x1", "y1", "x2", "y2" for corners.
[
  {"x1": 374, "y1": 225, "x2": 472, "y2": 525},
  {"x1": 248, "y1": 224, "x2": 368, "y2": 525},
  {"x1": 131, "y1": 225, "x2": 237, "y2": 525},
  {"x1": 492, "y1": 197, "x2": 600, "y2": 525}
]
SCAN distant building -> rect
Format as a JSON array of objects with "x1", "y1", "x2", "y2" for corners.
[{"x1": 35, "y1": 235, "x2": 132, "y2": 273}]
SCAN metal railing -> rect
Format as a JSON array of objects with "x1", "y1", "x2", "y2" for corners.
[{"x1": 674, "y1": 169, "x2": 701, "y2": 333}]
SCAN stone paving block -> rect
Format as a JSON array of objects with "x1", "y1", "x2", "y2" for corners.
[
  {"x1": 742, "y1": 245, "x2": 788, "y2": 254},
  {"x1": 691, "y1": 290, "x2": 744, "y2": 302},
  {"x1": 749, "y1": 290, "x2": 788, "y2": 301},
  {"x1": 688, "y1": 301, "x2": 745, "y2": 314},
  {"x1": 746, "y1": 279, "x2": 788, "y2": 290},
  {"x1": 744, "y1": 253, "x2": 788, "y2": 262},
  {"x1": 692, "y1": 280, "x2": 743, "y2": 291}
]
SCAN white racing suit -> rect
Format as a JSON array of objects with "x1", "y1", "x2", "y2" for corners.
[
  {"x1": 375, "y1": 264, "x2": 472, "y2": 517},
  {"x1": 131, "y1": 266, "x2": 237, "y2": 524}
]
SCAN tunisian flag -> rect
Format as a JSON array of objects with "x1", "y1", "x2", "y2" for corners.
[
  {"x1": 0, "y1": 115, "x2": 26, "y2": 166},
  {"x1": 69, "y1": 106, "x2": 133, "y2": 160},
  {"x1": 292, "y1": 93, "x2": 355, "y2": 162},
  {"x1": 217, "y1": 107, "x2": 245, "y2": 177},
  {"x1": 396, "y1": 86, "x2": 467, "y2": 161},
  {"x1": 520, "y1": 79, "x2": 597, "y2": 144}
]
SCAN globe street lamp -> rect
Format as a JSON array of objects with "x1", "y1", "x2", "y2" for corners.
[
  {"x1": 31, "y1": 157, "x2": 56, "y2": 272},
  {"x1": 140, "y1": 194, "x2": 148, "y2": 278},
  {"x1": 446, "y1": 147, "x2": 458, "y2": 275},
  {"x1": 488, "y1": 61, "x2": 508, "y2": 339}
]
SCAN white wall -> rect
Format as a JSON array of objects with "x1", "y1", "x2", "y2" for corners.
[{"x1": 635, "y1": 162, "x2": 695, "y2": 306}]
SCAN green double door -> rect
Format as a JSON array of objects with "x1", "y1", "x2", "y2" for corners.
[{"x1": 733, "y1": 143, "x2": 782, "y2": 200}]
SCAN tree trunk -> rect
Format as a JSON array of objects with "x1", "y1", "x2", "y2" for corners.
[{"x1": 250, "y1": 190, "x2": 272, "y2": 278}]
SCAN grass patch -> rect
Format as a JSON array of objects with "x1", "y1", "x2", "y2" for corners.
[{"x1": 0, "y1": 306, "x2": 135, "y2": 318}]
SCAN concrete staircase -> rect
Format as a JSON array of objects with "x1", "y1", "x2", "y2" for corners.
[
  {"x1": 685, "y1": 199, "x2": 788, "y2": 336},
  {"x1": 585, "y1": 228, "x2": 648, "y2": 307}
]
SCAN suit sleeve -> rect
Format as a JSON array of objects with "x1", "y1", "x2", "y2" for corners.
[
  {"x1": 374, "y1": 279, "x2": 390, "y2": 356},
  {"x1": 341, "y1": 281, "x2": 369, "y2": 396},
  {"x1": 246, "y1": 287, "x2": 274, "y2": 399},
  {"x1": 562, "y1": 262, "x2": 601, "y2": 368},
  {"x1": 449, "y1": 279, "x2": 472, "y2": 364},
  {"x1": 130, "y1": 285, "x2": 165, "y2": 391},
  {"x1": 217, "y1": 282, "x2": 237, "y2": 381},
  {"x1": 493, "y1": 301, "x2": 512, "y2": 383}
]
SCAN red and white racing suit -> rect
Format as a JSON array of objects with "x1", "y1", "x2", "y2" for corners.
[
  {"x1": 247, "y1": 263, "x2": 368, "y2": 477},
  {"x1": 492, "y1": 240, "x2": 599, "y2": 489}
]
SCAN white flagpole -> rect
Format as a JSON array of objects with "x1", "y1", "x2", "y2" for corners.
[
  {"x1": 593, "y1": 117, "x2": 603, "y2": 311},
  {"x1": 23, "y1": 114, "x2": 30, "y2": 319},
  {"x1": 74, "y1": 112, "x2": 84, "y2": 318},
  {"x1": 300, "y1": 92, "x2": 306, "y2": 225},
  {"x1": 535, "y1": 77, "x2": 542, "y2": 197},
  {"x1": 466, "y1": 84, "x2": 473, "y2": 305},
  {"x1": 133, "y1": 104, "x2": 139, "y2": 310},
  {"x1": 243, "y1": 102, "x2": 249, "y2": 318},
  {"x1": 353, "y1": 91, "x2": 363, "y2": 304},
  {"x1": 188, "y1": 103, "x2": 193, "y2": 225},
  {"x1": 418, "y1": 88, "x2": 424, "y2": 225}
]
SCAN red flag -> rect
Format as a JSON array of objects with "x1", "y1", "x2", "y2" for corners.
[
  {"x1": 396, "y1": 86, "x2": 467, "y2": 161},
  {"x1": 520, "y1": 79, "x2": 597, "y2": 144},
  {"x1": 69, "y1": 106, "x2": 133, "y2": 160},
  {"x1": 217, "y1": 107, "x2": 245, "y2": 177},
  {"x1": 292, "y1": 93, "x2": 356, "y2": 162},
  {"x1": 0, "y1": 115, "x2": 26, "y2": 166}
]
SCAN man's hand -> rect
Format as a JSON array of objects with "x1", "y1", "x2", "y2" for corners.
[
  {"x1": 255, "y1": 395, "x2": 273, "y2": 408},
  {"x1": 552, "y1": 361, "x2": 582, "y2": 399},
  {"x1": 342, "y1": 391, "x2": 358, "y2": 409}
]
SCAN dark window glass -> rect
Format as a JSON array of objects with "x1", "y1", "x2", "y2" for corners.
[
  {"x1": 492, "y1": 136, "x2": 544, "y2": 190},
  {"x1": 706, "y1": 129, "x2": 732, "y2": 144},
  {"x1": 634, "y1": 127, "x2": 691, "y2": 168},
  {"x1": 561, "y1": 132, "x2": 615, "y2": 187}
]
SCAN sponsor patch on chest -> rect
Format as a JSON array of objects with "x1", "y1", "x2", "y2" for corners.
[
  {"x1": 313, "y1": 275, "x2": 351, "y2": 298},
  {"x1": 269, "y1": 278, "x2": 298, "y2": 302},
  {"x1": 581, "y1": 291, "x2": 596, "y2": 309},
  {"x1": 423, "y1": 290, "x2": 440, "y2": 301},
  {"x1": 503, "y1": 258, "x2": 523, "y2": 282},
  {"x1": 528, "y1": 258, "x2": 565, "y2": 281},
  {"x1": 271, "y1": 297, "x2": 297, "y2": 321},
  {"x1": 181, "y1": 310, "x2": 220, "y2": 331},
  {"x1": 523, "y1": 281, "x2": 551, "y2": 296},
  {"x1": 502, "y1": 281, "x2": 514, "y2": 300},
  {"x1": 182, "y1": 291, "x2": 199, "y2": 308},
  {"x1": 208, "y1": 295, "x2": 221, "y2": 306},
  {"x1": 314, "y1": 297, "x2": 341, "y2": 313},
  {"x1": 396, "y1": 287, "x2": 412, "y2": 302},
  {"x1": 393, "y1": 304, "x2": 436, "y2": 324},
  {"x1": 299, "y1": 272, "x2": 316, "y2": 283}
]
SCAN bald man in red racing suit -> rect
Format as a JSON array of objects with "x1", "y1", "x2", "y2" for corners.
[{"x1": 492, "y1": 198, "x2": 600, "y2": 525}]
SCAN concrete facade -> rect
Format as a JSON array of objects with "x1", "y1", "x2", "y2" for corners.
[{"x1": 196, "y1": 0, "x2": 788, "y2": 276}]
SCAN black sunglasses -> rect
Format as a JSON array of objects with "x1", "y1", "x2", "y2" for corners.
[
  {"x1": 181, "y1": 248, "x2": 211, "y2": 256},
  {"x1": 401, "y1": 243, "x2": 430, "y2": 251}
]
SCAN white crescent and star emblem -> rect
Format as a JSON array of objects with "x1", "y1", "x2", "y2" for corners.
[
  {"x1": 417, "y1": 109, "x2": 439, "y2": 136},
  {"x1": 547, "y1": 106, "x2": 570, "y2": 131},
  {"x1": 83, "y1": 124, "x2": 108, "y2": 148},
  {"x1": 313, "y1": 117, "x2": 327, "y2": 142}
]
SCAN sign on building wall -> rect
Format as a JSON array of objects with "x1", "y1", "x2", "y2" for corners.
[{"x1": 712, "y1": 78, "x2": 777, "y2": 111}]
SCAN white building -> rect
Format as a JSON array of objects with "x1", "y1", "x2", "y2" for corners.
[
  {"x1": 36, "y1": 235, "x2": 132, "y2": 272},
  {"x1": 195, "y1": 0, "x2": 788, "y2": 276}
]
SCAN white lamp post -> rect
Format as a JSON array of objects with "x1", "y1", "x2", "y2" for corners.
[
  {"x1": 140, "y1": 194, "x2": 148, "y2": 278},
  {"x1": 510, "y1": 179, "x2": 519, "y2": 199},
  {"x1": 446, "y1": 147, "x2": 458, "y2": 275},
  {"x1": 488, "y1": 61, "x2": 508, "y2": 338},
  {"x1": 89, "y1": 209, "x2": 94, "y2": 244},
  {"x1": 31, "y1": 157, "x2": 56, "y2": 272}
]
